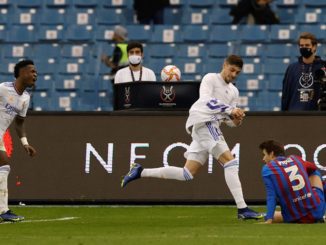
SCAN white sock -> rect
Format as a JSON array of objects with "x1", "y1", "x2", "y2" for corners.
[
  {"x1": 0, "y1": 165, "x2": 10, "y2": 214},
  {"x1": 223, "y1": 159, "x2": 247, "y2": 209},
  {"x1": 141, "y1": 166, "x2": 193, "y2": 181}
]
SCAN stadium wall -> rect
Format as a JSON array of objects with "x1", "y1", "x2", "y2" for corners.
[{"x1": 7, "y1": 111, "x2": 326, "y2": 204}]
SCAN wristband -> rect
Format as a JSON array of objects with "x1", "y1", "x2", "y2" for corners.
[{"x1": 21, "y1": 137, "x2": 29, "y2": 146}]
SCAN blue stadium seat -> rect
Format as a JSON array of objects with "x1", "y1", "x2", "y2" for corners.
[
  {"x1": 176, "y1": 44, "x2": 206, "y2": 58},
  {"x1": 298, "y1": 24, "x2": 326, "y2": 40},
  {"x1": 210, "y1": 8, "x2": 233, "y2": 25},
  {"x1": 31, "y1": 91, "x2": 52, "y2": 111},
  {"x1": 294, "y1": 9, "x2": 323, "y2": 24},
  {"x1": 58, "y1": 59, "x2": 86, "y2": 75},
  {"x1": 148, "y1": 44, "x2": 176, "y2": 58},
  {"x1": 38, "y1": 25, "x2": 64, "y2": 42},
  {"x1": 242, "y1": 58, "x2": 263, "y2": 75},
  {"x1": 33, "y1": 44, "x2": 61, "y2": 60},
  {"x1": 144, "y1": 58, "x2": 170, "y2": 77},
  {"x1": 51, "y1": 91, "x2": 80, "y2": 111},
  {"x1": 72, "y1": 0, "x2": 98, "y2": 8},
  {"x1": 3, "y1": 44, "x2": 33, "y2": 58},
  {"x1": 270, "y1": 25, "x2": 298, "y2": 43},
  {"x1": 34, "y1": 76, "x2": 55, "y2": 92},
  {"x1": 276, "y1": 0, "x2": 300, "y2": 8},
  {"x1": 236, "y1": 75, "x2": 265, "y2": 92},
  {"x1": 239, "y1": 44, "x2": 263, "y2": 58},
  {"x1": 126, "y1": 25, "x2": 152, "y2": 42},
  {"x1": 95, "y1": 26, "x2": 115, "y2": 41},
  {"x1": 276, "y1": 8, "x2": 296, "y2": 24},
  {"x1": 217, "y1": 0, "x2": 238, "y2": 8},
  {"x1": 188, "y1": 0, "x2": 215, "y2": 8},
  {"x1": 163, "y1": 7, "x2": 184, "y2": 25},
  {"x1": 65, "y1": 25, "x2": 94, "y2": 42},
  {"x1": 16, "y1": 0, "x2": 42, "y2": 8},
  {"x1": 264, "y1": 58, "x2": 290, "y2": 75},
  {"x1": 182, "y1": 25, "x2": 209, "y2": 43},
  {"x1": 0, "y1": 7, "x2": 14, "y2": 24},
  {"x1": 151, "y1": 25, "x2": 182, "y2": 43},
  {"x1": 265, "y1": 43, "x2": 295, "y2": 59},
  {"x1": 181, "y1": 8, "x2": 210, "y2": 25},
  {"x1": 62, "y1": 44, "x2": 91, "y2": 58},
  {"x1": 6, "y1": 25, "x2": 37, "y2": 43},
  {"x1": 45, "y1": 0, "x2": 71, "y2": 8},
  {"x1": 240, "y1": 25, "x2": 270, "y2": 43},
  {"x1": 12, "y1": 9, "x2": 39, "y2": 25},
  {"x1": 39, "y1": 8, "x2": 66, "y2": 25},
  {"x1": 267, "y1": 75, "x2": 284, "y2": 91},
  {"x1": 207, "y1": 44, "x2": 232, "y2": 58},
  {"x1": 209, "y1": 25, "x2": 239, "y2": 42},
  {"x1": 202, "y1": 58, "x2": 224, "y2": 73},
  {"x1": 55, "y1": 75, "x2": 83, "y2": 91},
  {"x1": 96, "y1": 8, "x2": 126, "y2": 25},
  {"x1": 34, "y1": 59, "x2": 58, "y2": 75},
  {"x1": 0, "y1": 59, "x2": 16, "y2": 75},
  {"x1": 302, "y1": 0, "x2": 326, "y2": 8},
  {"x1": 174, "y1": 58, "x2": 203, "y2": 75}
]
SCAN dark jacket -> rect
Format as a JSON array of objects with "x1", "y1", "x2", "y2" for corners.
[
  {"x1": 134, "y1": 0, "x2": 169, "y2": 22},
  {"x1": 281, "y1": 56, "x2": 324, "y2": 111}
]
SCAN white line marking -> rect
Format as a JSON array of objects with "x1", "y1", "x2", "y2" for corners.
[{"x1": 0, "y1": 216, "x2": 79, "y2": 224}]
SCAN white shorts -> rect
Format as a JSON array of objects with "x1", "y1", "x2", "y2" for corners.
[{"x1": 184, "y1": 122, "x2": 229, "y2": 165}]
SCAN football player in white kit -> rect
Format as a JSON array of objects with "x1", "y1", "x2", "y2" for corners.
[
  {"x1": 0, "y1": 60, "x2": 37, "y2": 222},
  {"x1": 121, "y1": 55, "x2": 263, "y2": 220}
]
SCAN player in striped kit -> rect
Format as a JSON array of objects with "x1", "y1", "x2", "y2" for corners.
[
  {"x1": 259, "y1": 140, "x2": 325, "y2": 223},
  {"x1": 0, "y1": 60, "x2": 37, "y2": 222},
  {"x1": 122, "y1": 55, "x2": 263, "y2": 220}
]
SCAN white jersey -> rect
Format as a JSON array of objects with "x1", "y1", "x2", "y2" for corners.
[
  {"x1": 114, "y1": 66, "x2": 157, "y2": 84},
  {"x1": 186, "y1": 73, "x2": 239, "y2": 133},
  {"x1": 0, "y1": 82, "x2": 30, "y2": 138}
]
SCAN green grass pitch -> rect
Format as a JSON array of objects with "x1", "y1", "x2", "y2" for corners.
[{"x1": 1, "y1": 205, "x2": 325, "y2": 245}]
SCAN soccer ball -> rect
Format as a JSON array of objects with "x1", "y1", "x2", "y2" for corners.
[{"x1": 161, "y1": 65, "x2": 181, "y2": 82}]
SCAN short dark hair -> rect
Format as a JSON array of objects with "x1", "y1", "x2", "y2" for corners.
[
  {"x1": 259, "y1": 140, "x2": 285, "y2": 157},
  {"x1": 127, "y1": 41, "x2": 143, "y2": 53},
  {"x1": 14, "y1": 59, "x2": 34, "y2": 78},
  {"x1": 298, "y1": 32, "x2": 318, "y2": 46},
  {"x1": 225, "y1": 55, "x2": 243, "y2": 69}
]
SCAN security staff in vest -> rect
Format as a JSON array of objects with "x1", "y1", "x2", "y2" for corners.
[{"x1": 101, "y1": 26, "x2": 129, "y2": 79}]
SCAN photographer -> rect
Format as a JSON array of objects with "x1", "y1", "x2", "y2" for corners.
[{"x1": 281, "y1": 32, "x2": 325, "y2": 111}]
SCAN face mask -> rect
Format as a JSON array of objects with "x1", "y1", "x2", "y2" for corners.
[
  {"x1": 128, "y1": 55, "x2": 142, "y2": 65},
  {"x1": 300, "y1": 47, "x2": 313, "y2": 58}
]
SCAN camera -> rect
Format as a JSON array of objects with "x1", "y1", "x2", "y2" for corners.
[{"x1": 314, "y1": 60, "x2": 326, "y2": 110}]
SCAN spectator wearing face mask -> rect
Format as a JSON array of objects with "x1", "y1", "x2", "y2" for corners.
[
  {"x1": 114, "y1": 41, "x2": 156, "y2": 84},
  {"x1": 281, "y1": 32, "x2": 324, "y2": 111}
]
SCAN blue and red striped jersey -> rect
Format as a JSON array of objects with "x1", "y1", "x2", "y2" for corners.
[{"x1": 262, "y1": 155, "x2": 320, "y2": 222}]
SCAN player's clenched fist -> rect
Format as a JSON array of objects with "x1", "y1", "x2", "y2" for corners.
[{"x1": 231, "y1": 108, "x2": 245, "y2": 119}]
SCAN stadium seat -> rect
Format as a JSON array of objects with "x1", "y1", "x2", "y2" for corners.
[
  {"x1": 3, "y1": 44, "x2": 33, "y2": 58},
  {"x1": 58, "y1": 59, "x2": 86, "y2": 75},
  {"x1": 34, "y1": 76, "x2": 55, "y2": 91},
  {"x1": 11, "y1": 9, "x2": 39, "y2": 25},
  {"x1": 236, "y1": 75, "x2": 265, "y2": 92},
  {"x1": 62, "y1": 44, "x2": 91, "y2": 58},
  {"x1": 265, "y1": 43, "x2": 295, "y2": 59},
  {"x1": 95, "y1": 25, "x2": 115, "y2": 41},
  {"x1": 66, "y1": 9, "x2": 96, "y2": 26},
  {"x1": 163, "y1": 8, "x2": 184, "y2": 25},
  {"x1": 148, "y1": 44, "x2": 176, "y2": 58},
  {"x1": 100, "y1": 0, "x2": 131, "y2": 8},
  {"x1": 151, "y1": 25, "x2": 182, "y2": 43},
  {"x1": 210, "y1": 8, "x2": 233, "y2": 25},
  {"x1": 33, "y1": 44, "x2": 61, "y2": 60},
  {"x1": 207, "y1": 43, "x2": 232, "y2": 58},
  {"x1": 240, "y1": 25, "x2": 270, "y2": 43},
  {"x1": 264, "y1": 58, "x2": 290, "y2": 75},
  {"x1": 298, "y1": 24, "x2": 326, "y2": 40},
  {"x1": 182, "y1": 25, "x2": 209, "y2": 43},
  {"x1": 51, "y1": 91, "x2": 80, "y2": 111},
  {"x1": 38, "y1": 25, "x2": 64, "y2": 42},
  {"x1": 39, "y1": 8, "x2": 66, "y2": 25},
  {"x1": 181, "y1": 8, "x2": 210, "y2": 25},
  {"x1": 275, "y1": 0, "x2": 300, "y2": 8},
  {"x1": 72, "y1": 0, "x2": 98, "y2": 8},
  {"x1": 96, "y1": 8, "x2": 126, "y2": 25},
  {"x1": 217, "y1": 0, "x2": 238, "y2": 8},
  {"x1": 55, "y1": 75, "x2": 83, "y2": 91},
  {"x1": 45, "y1": 0, "x2": 71, "y2": 9},
  {"x1": 209, "y1": 25, "x2": 239, "y2": 43},
  {"x1": 31, "y1": 91, "x2": 52, "y2": 111},
  {"x1": 242, "y1": 58, "x2": 263, "y2": 75},
  {"x1": 294, "y1": 9, "x2": 322, "y2": 24},
  {"x1": 126, "y1": 25, "x2": 152, "y2": 42},
  {"x1": 202, "y1": 58, "x2": 224, "y2": 74},
  {"x1": 65, "y1": 25, "x2": 94, "y2": 42},
  {"x1": 144, "y1": 58, "x2": 170, "y2": 77},
  {"x1": 267, "y1": 75, "x2": 284, "y2": 91},
  {"x1": 34, "y1": 59, "x2": 58, "y2": 75},
  {"x1": 176, "y1": 44, "x2": 206, "y2": 58},
  {"x1": 174, "y1": 58, "x2": 203, "y2": 75},
  {"x1": 16, "y1": 0, "x2": 42, "y2": 8},
  {"x1": 0, "y1": 59, "x2": 16, "y2": 75},
  {"x1": 6, "y1": 25, "x2": 37, "y2": 43},
  {"x1": 270, "y1": 25, "x2": 298, "y2": 43},
  {"x1": 188, "y1": 0, "x2": 215, "y2": 8},
  {"x1": 302, "y1": 0, "x2": 326, "y2": 8},
  {"x1": 239, "y1": 44, "x2": 263, "y2": 58}
]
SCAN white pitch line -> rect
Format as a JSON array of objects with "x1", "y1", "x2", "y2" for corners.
[{"x1": 0, "y1": 216, "x2": 79, "y2": 224}]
